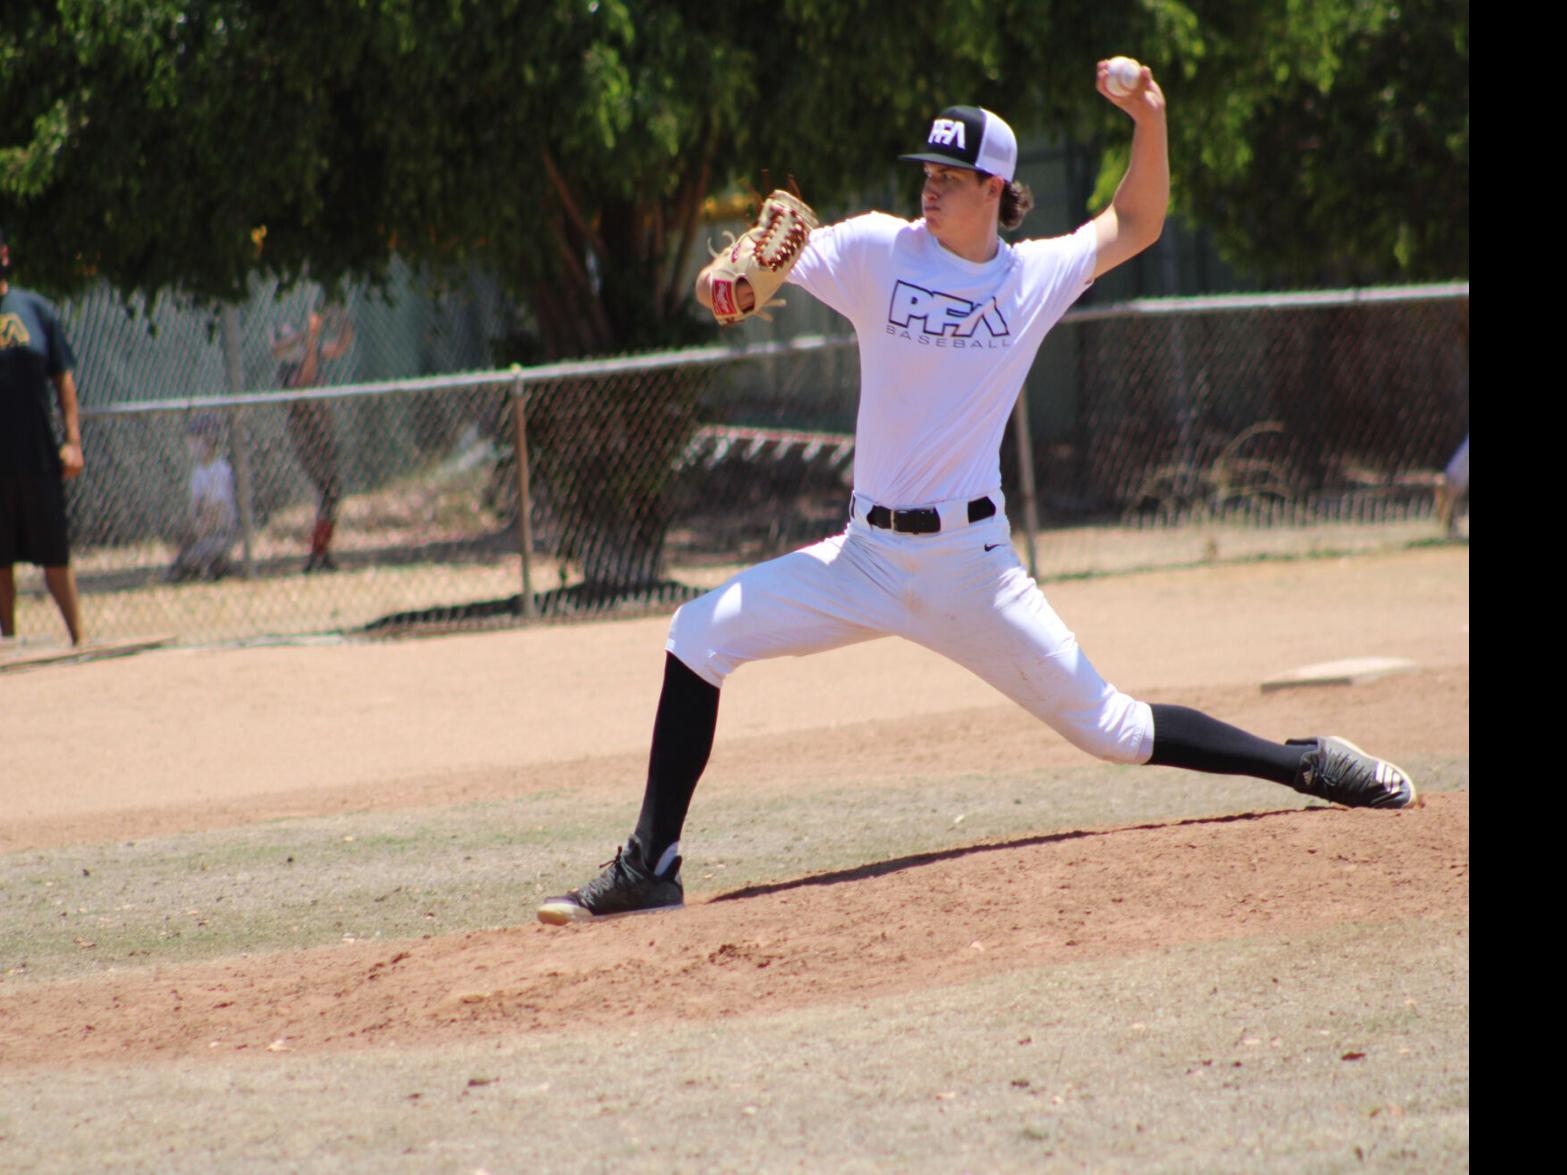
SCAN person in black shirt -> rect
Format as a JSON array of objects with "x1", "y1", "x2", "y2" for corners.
[{"x1": 0, "y1": 226, "x2": 85, "y2": 646}]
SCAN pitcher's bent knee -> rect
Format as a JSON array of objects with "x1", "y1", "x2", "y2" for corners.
[
  {"x1": 665, "y1": 591, "x2": 731, "y2": 688},
  {"x1": 1088, "y1": 695, "x2": 1155, "y2": 765},
  {"x1": 1043, "y1": 692, "x2": 1154, "y2": 765}
]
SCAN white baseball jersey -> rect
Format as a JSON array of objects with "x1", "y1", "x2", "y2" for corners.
[
  {"x1": 668, "y1": 214, "x2": 1154, "y2": 766},
  {"x1": 788, "y1": 214, "x2": 1097, "y2": 507}
]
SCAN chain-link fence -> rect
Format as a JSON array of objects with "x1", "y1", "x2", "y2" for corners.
[
  {"x1": 10, "y1": 283, "x2": 1467, "y2": 647},
  {"x1": 64, "y1": 260, "x2": 513, "y2": 408}
]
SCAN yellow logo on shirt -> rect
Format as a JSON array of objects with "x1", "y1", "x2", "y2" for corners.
[{"x1": 0, "y1": 313, "x2": 31, "y2": 349}]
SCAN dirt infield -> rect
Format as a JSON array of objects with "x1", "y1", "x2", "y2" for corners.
[{"x1": 0, "y1": 547, "x2": 1468, "y2": 1171}]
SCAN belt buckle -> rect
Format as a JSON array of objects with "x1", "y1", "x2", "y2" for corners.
[{"x1": 893, "y1": 507, "x2": 940, "y2": 534}]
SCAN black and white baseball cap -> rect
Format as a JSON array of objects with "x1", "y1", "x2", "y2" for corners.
[{"x1": 899, "y1": 106, "x2": 1018, "y2": 182}]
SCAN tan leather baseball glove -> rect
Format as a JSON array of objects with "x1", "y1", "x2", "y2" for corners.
[{"x1": 706, "y1": 189, "x2": 818, "y2": 326}]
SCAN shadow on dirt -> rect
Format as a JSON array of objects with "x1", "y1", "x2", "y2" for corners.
[
  {"x1": 708, "y1": 807, "x2": 1331, "y2": 903},
  {"x1": 359, "y1": 578, "x2": 706, "y2": 633}
]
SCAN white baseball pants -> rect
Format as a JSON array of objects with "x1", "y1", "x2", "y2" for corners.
[{"x1": 666, "y1": 492, "x2": 1155, "y2": 765}]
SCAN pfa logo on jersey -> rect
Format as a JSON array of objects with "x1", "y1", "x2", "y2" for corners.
[{"x1": 885, "y1": 280, "x2": 1010, "y2": 347}]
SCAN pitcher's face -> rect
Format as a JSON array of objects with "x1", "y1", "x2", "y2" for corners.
[{"x1": 920, "y1": 164, "x2": 999, "y2": 239}]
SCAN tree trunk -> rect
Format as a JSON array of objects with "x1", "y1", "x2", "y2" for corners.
[{"x1": 526, "y1": 368, "x2": 709, "y2": 602}]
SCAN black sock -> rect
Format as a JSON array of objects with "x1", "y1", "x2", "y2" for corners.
[
  {"x1": 1146, "y1": 703, "x2": 1306, "y2": 786},
  {"x1": 632, "y1": 652, "x2": 720, "y2": 873}
]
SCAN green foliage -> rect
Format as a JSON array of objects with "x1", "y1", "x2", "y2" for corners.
[
  {"x1": 2, "y1": 0, "x2": 1467, "y2": 355},
  {"x1": 1103, "y1": 0, "x2": 1469, "y2": 284}
]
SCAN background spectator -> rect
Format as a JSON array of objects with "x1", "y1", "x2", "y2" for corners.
[
  {"x1": 272, "y1": 306, "x2": 353, "y2": 572},
  {"x1": 0, "y1": 225, "x2": 85, "y2": 645},
  {"x1": 167, "y1": 412, "x2": 238, "y2": 582}
]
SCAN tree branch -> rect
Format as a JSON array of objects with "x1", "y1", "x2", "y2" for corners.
[
  {"x1": 551, "y1": 222, "x2": 615, "y2": 354},
  {"x1": 541, "y1": 147, "x2": 609, "y2": 270},
  {"x1": 662, "y1": 154, "x2": 711, "y2": 319}
]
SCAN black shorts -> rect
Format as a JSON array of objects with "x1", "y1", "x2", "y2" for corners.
[{"x1": 0, "y1": 472, "x2": 71, "y2": 567}]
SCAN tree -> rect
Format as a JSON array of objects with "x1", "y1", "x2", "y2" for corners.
[
  {"x1": 1094, "y1": 0, "x2": 1469, "y2": 285},
  {"x1": 4, "y1": 1, "x2": 1467, "y2": 591},
  {"x1": 3, "y1": 0, "x2": 1133, "y2": 596},
  {"x1": 4, "y1": 0, "x2": 1120, "y2": 350},
  {"x1": 4, "y1": 2, "x2": 1469, "y2": 315}
]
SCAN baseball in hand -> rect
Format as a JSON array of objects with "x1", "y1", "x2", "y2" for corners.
[{"x1": 1106, "y1": 56, "x2": 1142, "y2": 98}]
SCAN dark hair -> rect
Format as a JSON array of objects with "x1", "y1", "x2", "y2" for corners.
[
  {"x1": 973, "y1": 172, "x2": 1035, "y2": 231},
  {"x1": 998, "y1": 179, "x2": 1035, "y2": 232}
]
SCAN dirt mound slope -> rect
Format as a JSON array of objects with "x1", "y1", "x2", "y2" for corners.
[{"x1": 1, "y1": 792, "x2": 1466, "y2": 1066}]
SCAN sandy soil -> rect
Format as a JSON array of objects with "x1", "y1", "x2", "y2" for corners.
[
  {"x1": 0, "y1": 548, "x2": 1468, "y2": 1074},
  {"x1": 1, "y1": 548, "x2": 1466, "y2": 848}
]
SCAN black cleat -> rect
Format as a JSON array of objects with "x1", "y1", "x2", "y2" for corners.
[
  {"x1": 1287, "y1": 736, "x2": 1417, "y2": 809},
  {"x1": 537, "y1": 836, "x2": 684, "y2": 925}
]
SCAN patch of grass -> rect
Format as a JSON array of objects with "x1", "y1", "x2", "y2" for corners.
[{"x1": 0, "y1": 794, "x2": 629, "y2": 984}]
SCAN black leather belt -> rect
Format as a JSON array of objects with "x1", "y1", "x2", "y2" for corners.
[{"x1": 862, "y1": 495, "x2": 996, "y2": 534}]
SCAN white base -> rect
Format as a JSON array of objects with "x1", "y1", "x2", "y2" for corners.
[{"x1": 1260, "y1": 656, "x2": 1417, "y2": 693}]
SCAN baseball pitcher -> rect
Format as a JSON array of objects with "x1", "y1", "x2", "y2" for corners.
[{"x1": 538, "y1": 60, "x2": 1415, "y2": 925}]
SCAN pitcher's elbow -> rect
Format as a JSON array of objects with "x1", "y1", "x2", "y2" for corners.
[{"x1": 1138, "y1": 214, "x2": 1167, "y2": 256}]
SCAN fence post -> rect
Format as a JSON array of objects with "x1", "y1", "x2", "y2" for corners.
[
  {"x1": 219, "y1": 306, "x2": 258, "y2": 579},
  {"x1": 511, "y1": 378, "x2": 537, "y2": 619},
  {"x1": 1161, "y1": 240, "x2": 1196, "y2": 493},
  {"x1": 1011, "y1": 394, "x2": 1041, "y2": 579}
]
